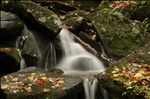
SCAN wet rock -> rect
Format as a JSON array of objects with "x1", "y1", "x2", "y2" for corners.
[
  {"x1": 0, "y1": 11, "x2": 24, "y2": 47},
  {"x1": 21, "y1": 28, "x2": 51, "y2": 68},
  {"x1": 78, "y1": 31, "x2": 102, "y2": 54},
  {"x1": 1, "y1": 0, "x2": 62, "y2": 40},
  {"x1": 1, "y1": 67, "x2": 83, "y2": 99},
  {"x1": 92, "y1": 8, "x2": 149, "y2": 59},
  {"x1": 0, "y1": 48, "x2": 20, "y2": 76},
  {"x1": 62, "y1": 16, "x2": 84, "y2": 33}
]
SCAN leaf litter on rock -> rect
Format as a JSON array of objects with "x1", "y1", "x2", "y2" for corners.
[{"x1": 1, "y1": 72, "x2": 66, "y2": 93}]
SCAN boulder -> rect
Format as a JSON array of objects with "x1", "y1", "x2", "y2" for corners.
[
  {"x1": 92, "y1": 8, "x2": 150, "y2": 59},
  {"x1": 1, "y1": 67, "x2": 83, "y2": 99},
  {"x1": 0, "y1": 11, "x2": 24, "y2": 47},
  {"x1": 1, "y1": 0, "x2": 62, "y2": 40},
  {"x1": 0, "y1": 48, "x2": 20, "y2": 76}
]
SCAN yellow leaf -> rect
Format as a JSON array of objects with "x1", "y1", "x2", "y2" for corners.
[
  {"x1": 41, "y1": 77, "x2": 47, "y2": 80},
  {"x1": 113, "y1": 74, "x2": 118, "y2": 77}
]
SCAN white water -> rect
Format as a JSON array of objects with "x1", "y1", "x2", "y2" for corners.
[
  {"x1": 99, "y1": 42, "x2": 107, "y2": 57},
  {"x1": 84, "y1": 78, "x2": 98, "y2": 99},
  {"x1": 45, "y1": 42, "x2": 56, "y2": 70},
  {"x1": 57, "y1": 28, "x2": 105, "y2": 73},
  {"x1": 57, "y1": 28, "x2": 106, "y2": 99},
  {"x1": 16, "y1": 33, "x2": 27, "y2": 69}
]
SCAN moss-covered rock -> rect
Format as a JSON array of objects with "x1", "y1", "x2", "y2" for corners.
[
  {"x1": 97, "y1": 40, "x2": 150, "y2": 99},
  {"x1": 92, "y1": 8, "x2": 149, "y2": 59},
  {"x1": 1, "y1": 67, "x2": 83, "y2": 99},
  {"x1": 31, "y1": 0, "x2": 77, "y2": 15},
  {"x1": 1, "y1": 0, "x2": 61, "y2": 40},
  {"x1": 0, "y1": 48, "x2": 20, "y2": 76},
  {"x1": 61, "y1": 16, "x2": 84, "y2": 33},
  {"x1": 120, "y1": 40, "x2": 150, "y2": 65}
]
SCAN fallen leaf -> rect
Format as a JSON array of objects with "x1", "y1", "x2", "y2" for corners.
[{"x1": 40, "y1": 88, "x2": 50, "y2": 92}]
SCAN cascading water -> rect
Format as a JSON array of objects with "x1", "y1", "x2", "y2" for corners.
[
  {"x1": 57, "y1": 28, "x2": 105, "y2": 74},
  {"x1": 98, "y1": 42, "x2": 107, "y2": 57},
  {"x1": 16, "y1": 35, "x2": 27, "y2": 69},
  {"x1": 57, "y1": 28, "x2": 106, "y2": 99},
  {"x1": 84, "y1": 78, "x2": 98, "y2": 99},
  {"x1": 45, "y1": 42, "x2": 56, "y2": 70}
]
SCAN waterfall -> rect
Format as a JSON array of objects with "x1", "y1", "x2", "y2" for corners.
[
  {"x1": 100, "y1": 87, "x2": 110, "y2": 99},
  {"x1": 45, "y1": 42, "x2": 56, "y2": 70},
  {"x1": 57, "y1": 28, "x2": 105, "y2": 74},
  {"x1": 98, "y1": 42, "x2": 107, "y2": 57},
  {"x1": 16, "y1": 29, "x2": 28, "y2": 69},
  {"x1": 84, "y1": 78, "x2": 98, "y2": 99},
  {"x1": 57, "y1": 28, "x2": 106, "y2": 99}
]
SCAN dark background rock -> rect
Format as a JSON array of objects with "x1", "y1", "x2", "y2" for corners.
[
  {"x1": 0, "y1": 11, "x2": 24, "y2": 47},
  {"x1": 0, "y1": 48, "x2": 20, "y2": 77}
]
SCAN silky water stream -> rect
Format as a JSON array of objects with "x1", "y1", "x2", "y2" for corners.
[{"x1": 56, "y1": 28, "x2": 107, "y2": 99}]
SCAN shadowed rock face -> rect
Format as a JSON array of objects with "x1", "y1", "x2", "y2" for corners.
[
  {"x1": 1, "y1": 67, "x2": 83, "y2": 99},
  {"x1": 0, "y1": 11, "x2": 24, "y2": 47},
  {"x1": 0, "y1": 48, "x2": 20, "y2": 77}
]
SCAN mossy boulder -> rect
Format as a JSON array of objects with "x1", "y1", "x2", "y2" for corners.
[
  {"x1": 97, "y1": 41, "x2": 150, "y2": 99},
  {"x1": 31, "y1": 0, "x2": 77, "y2": 15},
  {"x1": 0, "y1": 48, "x2": 20, "y2": 76},
  {"x1": 1, "y1": 0, "x2": 61, "y2": 40},
  {"x1": 1, "y1": 67, "x2": 83, "y2": 99},
  {"x1": 92, "y1": 8, "x2": 149, "y2": 59}
]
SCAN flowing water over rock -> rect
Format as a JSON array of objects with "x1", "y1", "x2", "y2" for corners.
[
  {"x1": 45, "y1": 42, "x2": 56, "y2": 70},
  {"x1": 57, "y1": 28, "x2": 105, "y2": 74},
  {"x1": 57, "y1": 28, "x2": 106, "y2": 99}
]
